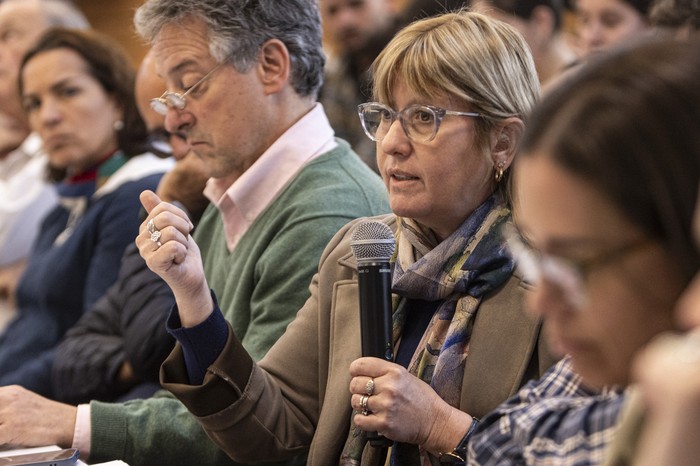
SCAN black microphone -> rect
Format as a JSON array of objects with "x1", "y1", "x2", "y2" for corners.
[{"x1": 350, "y1": 220, "x2": 395, "y2": 448}]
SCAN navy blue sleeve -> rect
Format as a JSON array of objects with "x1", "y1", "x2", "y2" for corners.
[{"x1": 166, "y1": 290, "x2": 229, "y2": 385}]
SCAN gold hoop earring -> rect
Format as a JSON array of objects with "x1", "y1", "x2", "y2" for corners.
[{"x1": 494, "y1": 162, "x2": 505, "y2": 183}]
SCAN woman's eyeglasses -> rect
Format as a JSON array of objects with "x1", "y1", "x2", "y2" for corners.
[
  {"x1": 503, "y1": 223, "x2": 653, "y2": 309},
  {"x1": 357, "y1": 102, "x2": 481, "y2": 143}
]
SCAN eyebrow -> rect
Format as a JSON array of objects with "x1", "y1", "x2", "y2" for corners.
[
  {"x1": 167, "y1": 58, "x2": 202, "y2": 78},
  {"x1": 24, "y1": 75, "x2": 79, "y2": 97},
  {"x1": 516, "y1": 225, "x2": 609, "y2": 255}
]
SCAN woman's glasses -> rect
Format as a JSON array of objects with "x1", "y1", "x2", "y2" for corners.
[
  {"x1": 357, "y1": 102, "x2": 481, "y2": 143},
  {"x1": 503, "y1": 223, "x2": 653, "y2": 309}
]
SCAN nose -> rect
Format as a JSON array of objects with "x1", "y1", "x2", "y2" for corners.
[
  {"x1": 169, "y1": 133, "x2": 191, "y2": 160},
  {"x1": 379, "y1": 118, "x2": 411, "y2": 158},
  {"x1": 37, "y1": 97, "x2": 62, "y2": 127},
  {"x1": 163, "y1": 106, "x2": 194, "y2": 136},
  {"x1": 526, "y1": 277, "x2": 576, "y2": 321},
  {"x1": 581, "y1": 20, "x2": 605, "y2": 52},
  {"x1": 335, "y1": 7, "x2": 357, "y2": 29}
]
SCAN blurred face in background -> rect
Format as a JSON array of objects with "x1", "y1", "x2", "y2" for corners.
[
  {"x1": 320, "y1": 0, "x2": 397, "y2": 55},
  {"x1": 576, "y1": 0, "x2": 649, "y2": 57},
  {"x1": 0, "y1": 2, "x2": 50, "y2": 121},
  {"x1": 135, "y1": 51, "x2": 190, "y2": 161},
  {"x1": 471, "y1": 1, "x2": 535, "y2": 46},
  {"x1": 21, "y1": 48, "x2": 122, "y2": 175},
  {"x1": 513, "y1": 153, "x2": 683, "y2": 388}
]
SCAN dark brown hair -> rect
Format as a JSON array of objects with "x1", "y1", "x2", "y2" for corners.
[
  {"x1": 519, "y1": 37, "x2": 700, "y2": 280},
  {"x1": 19, "y1": 28, "x2": 148, "y2": 180}
]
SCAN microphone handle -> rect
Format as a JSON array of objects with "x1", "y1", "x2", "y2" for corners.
[{"x1": 357, "y1": 261, "x2": 394, "y2": 447}]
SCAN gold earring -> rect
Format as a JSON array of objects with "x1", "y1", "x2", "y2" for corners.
[{"x1": 494, "y1": 161, "x2": 505, "y2": 182}]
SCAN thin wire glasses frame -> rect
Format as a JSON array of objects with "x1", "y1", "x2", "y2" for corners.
[
  {"x1": 503, "y1": 223, "x2": 654, "y2": 309},
  {"x1": 150, "y1": 62, "x2": 225, "y2": 116},
  {"x1": 357, "y1": 102, "x2": 481, "y2": 143}
]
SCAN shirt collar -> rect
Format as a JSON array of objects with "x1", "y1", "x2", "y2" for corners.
[{"x1": 204, "y1": 103, "x2": 337, "y2": 250}]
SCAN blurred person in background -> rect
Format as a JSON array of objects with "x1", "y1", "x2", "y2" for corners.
[
  {"x1": 468, "y1": 36, "x2": 700, "y2": 465},
  {"x1": 399, "y1": 0, "x2": 469, "y2": 22},
  {"x1": 319, "y1": 0, "x2": 402, "y2": 171},
  {"x1": 574, "y1": 0, "x2": 652, "y2": 57},
  {"x1": 472, "y1": 0, "x2": 578, "y2": 85},
  {"x1": 51, "y1": 50, "x2": 209, "y2": 405},
  {"x1": 0, "y1": 28, "x2": 172, "y2": 397},
  {"x1": 0, "y1": 0, "x2": 89, "y2": 324},
  {"x1": 648, "y1": 0, "x2": 700, "y2": 36},
  {"x1": 622, "y1": 184, "x2": 700, "y2": 466},
  {"x1": 600, "y1": 29, "x2": 700, "y2": 466}
]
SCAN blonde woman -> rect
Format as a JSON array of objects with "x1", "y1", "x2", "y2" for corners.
[{"x1": 138, "y1": 7, "x2": 553, "y2": 465}]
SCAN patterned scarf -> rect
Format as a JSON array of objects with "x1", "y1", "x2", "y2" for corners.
[{"x1": 340, "y1": 193, "x2": 514, "y2": 465}]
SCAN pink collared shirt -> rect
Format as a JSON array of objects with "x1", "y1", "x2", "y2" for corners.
[
  {"x1": 72, "y1": 103, "x2": 338, "y2": 459},
  {"x1": 203, "y1": 103, "x2": 337, "y2": 251}
]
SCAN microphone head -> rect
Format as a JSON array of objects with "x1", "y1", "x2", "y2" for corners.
[{"x1": 350, "y1": 220, "x2": 395, "y2": 263}]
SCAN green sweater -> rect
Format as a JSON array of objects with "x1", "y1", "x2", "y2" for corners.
[{"x1": 89, "y1": 142, "x2": 389, "y2": 465}]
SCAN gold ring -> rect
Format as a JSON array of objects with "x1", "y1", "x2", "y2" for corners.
[
  {"x1": 365, "y1": 378, "x2": 375, "y2": 396},
  {"x1": 360, "y1": 394, "x2": 370, "y2": 416}
]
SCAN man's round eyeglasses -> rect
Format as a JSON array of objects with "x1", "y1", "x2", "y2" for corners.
[
  {"x1": 150, "y1": 62, "x2": 225, "y2": 116},
  {"x1": 357, "y1": 102, "x2": 481, "y2": 143}
]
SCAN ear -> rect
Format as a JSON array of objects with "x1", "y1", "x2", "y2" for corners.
[
  {"x1": 110, "y1": 97, "x2": 125, "y2": 127},
  {"x1": 256, "y1": 38, "x2": 290, "y2": 95},
  {"x1": 489, "y1": 117, "x2": 524, "y2": 172}
]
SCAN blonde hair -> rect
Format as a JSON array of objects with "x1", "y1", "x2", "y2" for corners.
[{"x1": 371, "y1": 10, "x2": 540, "y2": 204}]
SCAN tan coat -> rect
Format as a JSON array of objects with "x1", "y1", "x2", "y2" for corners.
[{"x1": 162, "y1": 214, "x2": 555, "y2": 465}]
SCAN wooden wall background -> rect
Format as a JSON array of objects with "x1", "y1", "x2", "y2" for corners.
[
  {"x1": 72, "y1": 0, "x2": 415, "y2": 68},
  {"x1": 74, "y1": 0, "x2": 148, "y2": 66}
]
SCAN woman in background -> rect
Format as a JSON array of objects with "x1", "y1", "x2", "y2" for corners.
[
  {"x1": 600, "y1": 35, "x2": 700, "y2": 466},
  {"x1": 0, "y1": 28, "x2": 172, "y2": 397},
  {"x1": 574, "y1": 0, "x2": 652, "y2": 57},
  {"x1": 469, "y1": 36, "x2": 700, "y2": 465},
  {"x1": 471, "y1": 0, "x2": 578, "y2": 85}
]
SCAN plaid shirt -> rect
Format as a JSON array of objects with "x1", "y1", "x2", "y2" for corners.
[{"x1": 467, "y1": 356, "x2": 625, "y2": 466}]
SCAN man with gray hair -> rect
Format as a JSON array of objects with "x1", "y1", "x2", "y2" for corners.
[
  {"x1": 0, "y1": 1, "x2": 388, "y2": 465},
  {"x1": 0, "y1": 0, "x2": 89, "y2": 314}
]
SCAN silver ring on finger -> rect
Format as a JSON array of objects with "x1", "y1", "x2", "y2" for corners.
[
  {"x1": 151, "y1": 229, "x2": 162, "y2": 244},
  {"x1": 147, "y1": 219, "x2": 157, "y2": 234},
  {"x1": 365, "y1": 378, "x2": 375, "y2": 396},
  {"x1": 360, "y1": 394, "x2": 370, "y2": 416}
]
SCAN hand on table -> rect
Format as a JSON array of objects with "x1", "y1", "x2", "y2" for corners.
[{"x1": 0, "y1": 385, "x2": 76, "y2": 448}]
